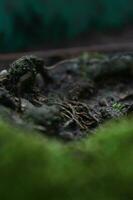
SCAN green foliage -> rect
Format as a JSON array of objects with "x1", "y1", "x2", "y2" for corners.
[
  {"x1": 0, "y1": 117, "x2": 133, "y2": 199},
  {"x1": 112, "y1": 102, "x2": 124, "y2": 111}
]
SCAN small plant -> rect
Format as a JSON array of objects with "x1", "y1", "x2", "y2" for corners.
[{"x1": 112, "y1": 102, "x2": 124, "y2": 111}]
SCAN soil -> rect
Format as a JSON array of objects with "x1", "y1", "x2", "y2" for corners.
[{"x1": 0, "y1": 52, "x2": 133, "y2": 141}]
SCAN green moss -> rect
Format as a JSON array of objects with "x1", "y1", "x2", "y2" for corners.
[{"x1": 0, "y1": 117, "x2": 133, "y2": 199}]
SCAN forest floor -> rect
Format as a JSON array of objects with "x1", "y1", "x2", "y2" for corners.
[{"x1": 0, "y1": 52, "x2": 133, "y2": 141}]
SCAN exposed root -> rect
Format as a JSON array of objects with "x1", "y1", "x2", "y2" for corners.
[{"x1": 55, "y1": 99, "x2": 98, "y2": 130}]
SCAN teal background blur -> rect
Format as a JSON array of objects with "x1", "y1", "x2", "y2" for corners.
[{"x1": 0, "y1": 0, "x2": 133, "y2": 52}]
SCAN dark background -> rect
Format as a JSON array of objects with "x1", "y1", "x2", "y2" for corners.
[{"x1": 0, "y1": 0, "x2": 133, "y2": 53}]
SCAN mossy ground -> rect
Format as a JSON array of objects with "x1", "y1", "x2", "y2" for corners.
[
  {"x1": 0, "y1": 53, "x2": 133, "y2": 199},
  {"x1": 0, "y1": 117, "x2": 133, "y2": 200}
]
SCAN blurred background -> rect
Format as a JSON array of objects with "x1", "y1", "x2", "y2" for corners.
[{"x1": 0, "y1": 0, "x2": 133, "y2": 53}]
